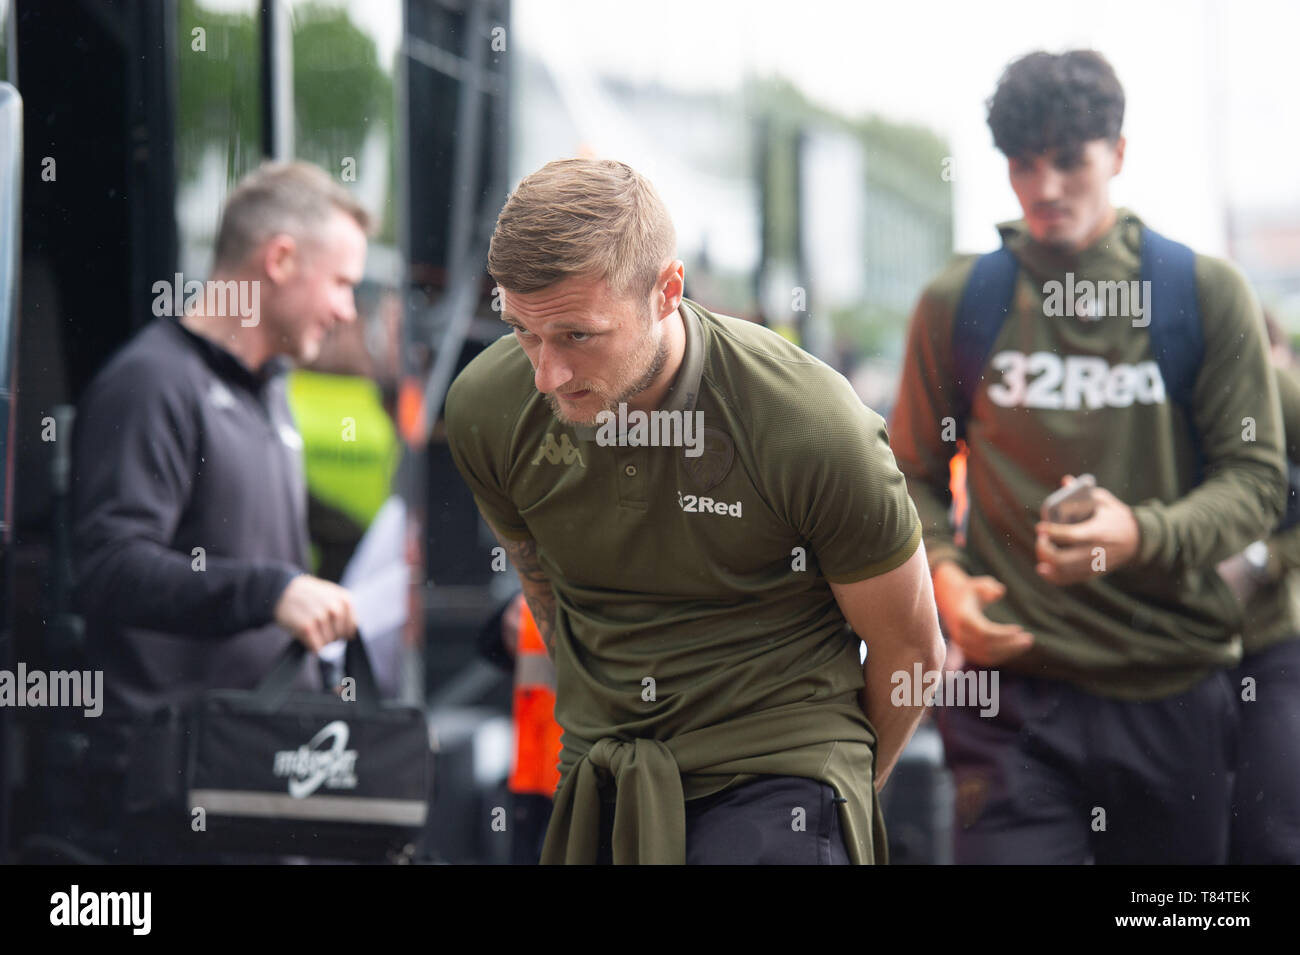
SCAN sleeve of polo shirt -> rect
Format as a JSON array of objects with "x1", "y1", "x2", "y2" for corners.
[
  {"x1": 444, "y1": 365, "x2": 531, "y2": 541},
  {"x1": 767, "y1": 367, "x2": 922, "y2": 584}
]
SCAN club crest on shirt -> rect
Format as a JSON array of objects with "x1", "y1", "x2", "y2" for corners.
[{"x1": 682, "y1": 427, "x2": 734, "y2": 491}]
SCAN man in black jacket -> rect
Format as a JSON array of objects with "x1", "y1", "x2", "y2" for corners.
[
  {"x1": 65, "y1": 162, "x2": 368, "y2": 859},
  {"x1": 73, "y1": 160, "x2": 369, "y2": 717}
]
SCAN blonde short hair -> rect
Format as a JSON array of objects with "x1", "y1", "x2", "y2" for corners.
[
  {"x1": 488, "y1": 158, "x2": 676, "y2": 299},
  {"x1": 214, "y1": 160, "x2": 371, "y2": 271}
]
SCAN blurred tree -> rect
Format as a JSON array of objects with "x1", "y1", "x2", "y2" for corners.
[
  {"x1": 176, "y1": 0, "x2": 262, "y2": 187},
  {"x1": 292, "y1": 1, "x2": 397, "y2": 244}
]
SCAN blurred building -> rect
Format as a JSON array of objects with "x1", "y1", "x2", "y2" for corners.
[
  {"x1": 1228, "y1": 206, "x2": 1300, "y2": 332},
  {"x1": 511, "y1": 57, "x2": 954, "y2": 378},
  {"x1": 754, "y1": 80, "x2": 953, "y2": 409},
  {"x1": 513, "y1": 51, "x2": 762, "y2": 319}
]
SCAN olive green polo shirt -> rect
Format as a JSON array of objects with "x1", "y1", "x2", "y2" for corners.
[{"x1": 445, "y1": 298, "x2": 921, "y2": 864}]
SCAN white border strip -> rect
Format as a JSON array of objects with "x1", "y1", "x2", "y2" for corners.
[{"x1": 190, "y1": 789, "x2": 426, "y2": 825}]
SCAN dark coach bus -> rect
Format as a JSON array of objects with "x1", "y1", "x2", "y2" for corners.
[{"x1": 0, "y1": 0, "x2": 514, "y2": 863}]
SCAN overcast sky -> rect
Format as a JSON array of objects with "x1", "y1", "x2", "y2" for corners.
[{"x1": 515, "y1": 0, "x2": 1300, "y2": 255}]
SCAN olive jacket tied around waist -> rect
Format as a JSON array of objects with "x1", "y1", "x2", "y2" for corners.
[{"x1": 539, "y1": 697, "x2": 887, "y2": 865}]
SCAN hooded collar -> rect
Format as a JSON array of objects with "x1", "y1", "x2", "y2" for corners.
[{"x1": 997, "y1": 206, "x2": 1145, "y2": 281}]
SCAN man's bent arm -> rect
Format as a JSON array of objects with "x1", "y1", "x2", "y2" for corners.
[
  {"x1": 485, "y1": 520, "x2": 558, "y2": 659},
  {"x1": 831, "y1": 541, "x2": 945, "y2": 790}
]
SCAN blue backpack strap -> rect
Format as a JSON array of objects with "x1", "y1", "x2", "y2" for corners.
[
  {"x1": 1141, "y1": 226, "x2": 1204, "y2": 484},
  {"x1": 952, "y1": 245, "x2": 1018, "y2": 435},
  {"x1": 1141, "y1": 226, "x2": 1202, "y2": 409}
]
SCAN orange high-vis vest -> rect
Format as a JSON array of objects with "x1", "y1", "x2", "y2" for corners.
[{"x1": 509, "y1": 601, "x2": 562, "y2": 797}]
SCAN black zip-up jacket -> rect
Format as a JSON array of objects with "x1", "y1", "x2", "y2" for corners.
[{"x1": 72, "y1": 318, "x2": 321, "y2": 717}]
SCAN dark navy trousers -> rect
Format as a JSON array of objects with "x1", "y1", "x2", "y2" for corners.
[
  {"x1": 595, "y1": 775, "x2": 851, "y2": 864},
  {"x1": 1228, "y1": 639, "x2": 1300, "y2": 864},
  {"x1": 936, "y1": 667, "x2": 1239, "y2": 864}
]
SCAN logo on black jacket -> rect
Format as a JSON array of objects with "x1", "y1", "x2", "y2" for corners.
[{"x1": 273, "y1": 720, "x2": 359, "y2": 798}]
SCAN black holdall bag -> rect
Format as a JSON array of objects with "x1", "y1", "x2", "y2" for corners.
[{"x1": 180, "y1": 636, "x2": 433, "y2": 861}]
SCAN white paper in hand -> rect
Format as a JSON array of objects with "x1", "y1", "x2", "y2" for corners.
[{"x1": 320, "y1": 496, "x2": 409, "y2": 690}]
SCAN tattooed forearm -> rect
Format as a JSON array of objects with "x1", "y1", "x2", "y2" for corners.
[
  {"x1": 490, "y1": 527, "x2": 558, "y2": 657},
  {"x1": 504, "y1": 536, "x2": 549, "y2": 586}
]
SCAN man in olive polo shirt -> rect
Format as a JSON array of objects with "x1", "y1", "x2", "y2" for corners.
[{"x1": 445, "y1": 158, "x2": 945, "y2": 864}]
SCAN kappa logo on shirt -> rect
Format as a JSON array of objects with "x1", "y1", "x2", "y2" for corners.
[{"x1": 531, "y1": 433, "x2": 585, "y2": 468}]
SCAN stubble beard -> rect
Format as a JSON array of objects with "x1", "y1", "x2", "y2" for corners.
[{"x1": 545, "y1": 324, "x2": 669, "y2": 428}]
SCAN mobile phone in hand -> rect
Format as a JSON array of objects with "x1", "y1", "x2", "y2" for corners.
[{"x1": 1041, "y1": 474, "x2": 1097, "y2": 524}]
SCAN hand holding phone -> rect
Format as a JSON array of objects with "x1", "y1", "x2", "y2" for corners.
[
  {"x1": 1041, "y1": 473, "x2": 1097, "y2": 525},
  {"x1": 1035, "y1": 475, "x2": 1140, "y2": 585}
]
